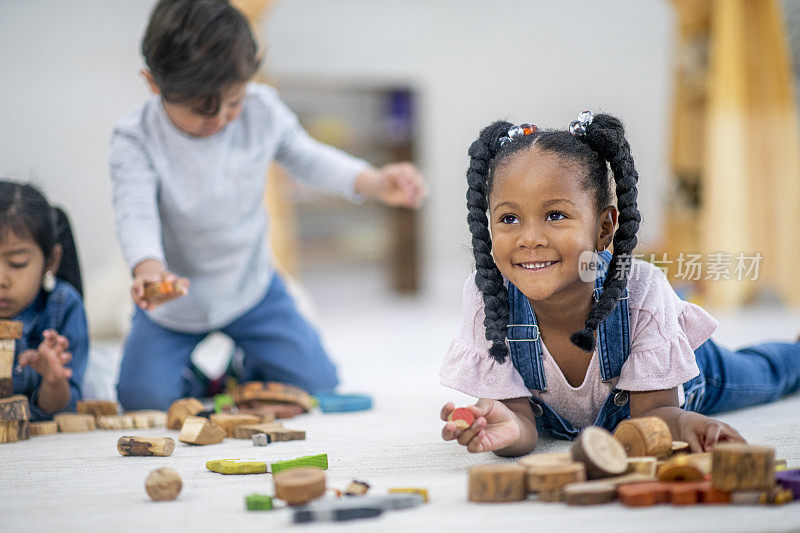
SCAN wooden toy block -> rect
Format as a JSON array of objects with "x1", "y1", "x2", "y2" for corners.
[
  {"x1": 468, "y1": 464, "x2": 526, "y2": 502},
  {"x1": 0, "y1": 320, "x2": 23, "y2": 339},
  {"x1": 206, "y1": 459, "x2": 267, "y2": 475},
  {"x1": 233, "y1": 381, "x2": 314, "y2": 412},
  {"x1": 246, "y1": 494, "x2": 273, "y2": 511},
  {"x1": 387, "y1": 488, "x2": 429, "y2": 503},
  {"x1": 117, "y1": 436, "x2": 175, "y2": 457},
  {"x1": 684, "y1": 452, "x2": 712, "y2": 476},
  {"x1": 97, "y1": 415, "x2": 134, "y2": 430},
  {"x1": 613, "y1": 417, "x2": 672, "y2": 458},
  {"x1": 0, "y1": 420, "x2": 30, "y2": 443},
  {"x1": 519, "y1": 452, "x2": 573, "y2": 470},
  {"x1": 775, "y1": 459, "x2": 787, "y2": 472},
  {"x1": 314, "y1": 393, "x2": 373, "y2": 413},
  {"x1": 563, "y1": 482, "x2": 617, "y2": 505},
  {"x1": 29, "y1": 421, "x2": 58, "y2": 436},
  {"x1": 657, "y1": 455, "x2": 704, "y2": 482},
  {"x1": 145, "y1": 467, "x2": 182, "y2": 501},
  {"x1": 252, "y1": 433, "x2": 270, "y2": 446},
  {"x1": 125, "y1": 410, "x2": 166, "y2": 428},
  {"x1": 345, "y1": 480, "x2": 370, "y2": 496},
  {"x1": 76, "y1": 400, "x2": 118, "y2": 418},
  {"x1": 178, "y1": 416, "x2": 226, "y2": 445},
  {"x1": 617, "y1": 479, "x2": 727, "y2": 507},
  {"x1": 617, "y1": 481, "x2": 673, "y2": 507},
  {"x1": 233, "y1": 405, "x2": 276, "y2": 423},
  {"x1": 570, "y1": 426, "x2": 628, "y2": 479},
  {"x1": 0, "y1": 338, "x2": 16, "y2": 399},
  {"x1": 776, "y1": 469, "x2": 800, "y2": 499},
  {"x1": 671, "y1": 441, "x2": 690, "y2": 454},
  {"x1": 274, "y1": 467, "x2": 326, "y2": 505},
  {"x1": 293, "y1": 502, "x2": 383, "y2": 523},
  {"x1": 447, "y1": 407, "x2": 475, "y2": 430},
  {"x1": 143, "y1": 280, "x2": 185, "y2": 306},
  {"x1": 730, "y1": 487, "x2": 794, "y2": 505},
  {"x1": 626, "y1": 457, "x2": 657, "y2": 476},
  {"x1": 166, "y1": 397, "x2": 205, "y2": 429},
  {"x1": 233, "y1": 422, "x2": 304, "y2": 442},
  {"x1": 208, "y1": 413, "x2": 262, "y2": 437},
  {"x1": 571, "y1": 472, "x2": 656, "y2": 489},
  {"x1": 213, "y1": 393, "x2": 235, "y2": 413},
  {"x1": 271, "y1": 453, "x2": 328, "y2": 475},
  {"x1": 525, "y1": 462, "x2": 586, "y2": 494},
  {"x1": 711, "y1": 443, "x2": 775, "y2": 492},
  {"x1": 699, "y1": 484, "x2": 731, "y2": 504},
  {"x1": 54, "y1": 413, "x2": 95, "y2": 432},
  {"x1": 0, "y1": 395, "x2": 30, "y2": 422}
]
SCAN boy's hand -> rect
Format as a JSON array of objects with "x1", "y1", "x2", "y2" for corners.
[
  {"x1": 356, "y1": 163, "x2": 428, "y2": 209},
  {"x1": 131, "y1": 259, "x2": 189, "y2": 311},
  {"x1": 17, "y1": 329, "x2": 73, "y2": 384},
  {"x1": 678, "y1": 411, "x2": 746, "y2": 452},
  {"x1": 440, "y1": 399, "x2": 522, "y2": 453}
]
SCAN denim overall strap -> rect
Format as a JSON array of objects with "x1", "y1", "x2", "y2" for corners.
[{"x1": 506, "y1": 282, "x2": 547, "y2": 391}]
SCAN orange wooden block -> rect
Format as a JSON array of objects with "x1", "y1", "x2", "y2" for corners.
[
  {"x1": 143, "y1": 280, "x2": 184, "y2": 305},
  {"x1": 618, "y1": 482, "x2": 671, "y2": 507},
  {"x1": 448, "y1": 407, "x2": 475, "y2": 430}
]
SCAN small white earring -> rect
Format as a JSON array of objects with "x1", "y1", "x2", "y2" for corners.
[{"x1": 43, "y1": 271, "x2": 56, "y2": 292}]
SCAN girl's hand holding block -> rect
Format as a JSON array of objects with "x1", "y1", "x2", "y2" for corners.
[{"x1": 440, "y1": 399, "x2": 522, "y2": 453}]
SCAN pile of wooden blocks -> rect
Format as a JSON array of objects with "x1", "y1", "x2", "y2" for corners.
[
  {"x1": 468, "y1": 417, "x2": 798, "y2": 507},
  {"x1": 0, "y1": 320, "x2": 28, "y2": 443}
]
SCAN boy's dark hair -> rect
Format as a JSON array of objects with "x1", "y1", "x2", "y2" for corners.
[
  {"x1": 142, "y1": 0, "x2": 261, "y2": 116},
  {"x1": 465, "y1": 114, "x2": 641, "y2": 361},
  {"x1": 0, "y1": 181, "x2": 83, "y2": 297}
]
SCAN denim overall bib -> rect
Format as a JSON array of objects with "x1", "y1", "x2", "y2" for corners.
[{"x1": 506, "y1": 251, "x2": 634, "y2": 440}]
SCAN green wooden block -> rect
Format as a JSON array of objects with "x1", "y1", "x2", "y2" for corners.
[
  {"x1": 206, "y1": 459, "x2": 267, "y2": 474},
  {"x1": 270, "y1": 453, "x2": 328, "y2": 475},
  {"x1": 213, "y1": 394, "x2": 235, "y2": 414},
  {"x1": 246, "y1": 493, "x2": 273, "y2": 511}
]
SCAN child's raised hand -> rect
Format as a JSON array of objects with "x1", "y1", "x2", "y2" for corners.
[
  {"x1": 131, "y1": 259, "x2": 189, "y2": 310},
  {"x1": 356, "y1": 163, "x2": 428, "y2": 209},
  {"x1": 17, "y1": 329, "x2": 73, "y2": 384},
  {"x1": 440, "y1": 399, "x2": 522, "y2": 453},
  {"x1": 678, "y1": 411, "x2": 746, "y2": 452}
]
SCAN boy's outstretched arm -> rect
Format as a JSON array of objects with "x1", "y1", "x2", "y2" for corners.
[
  {"x1": 355, "y1": 163, "x2": 428, "y2": 209},
  {"x1": 630, "y1": 388, "x2": 745, "y2": 452},
  {"x1": 441, "y1": 397, "x2": 538, "y2": 457}
]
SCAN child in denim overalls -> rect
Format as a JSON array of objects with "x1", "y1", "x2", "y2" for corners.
[
  {"x1": 0, "y1": 181, "x2": 87, "y2": 420},
  {"x1": 439, "y1": 113, "x2": 800, "y2": 456}
]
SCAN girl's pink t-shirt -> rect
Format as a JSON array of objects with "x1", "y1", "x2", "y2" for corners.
[{"x1": 440, "y1": 260, "x2": 718, "y2": 428}]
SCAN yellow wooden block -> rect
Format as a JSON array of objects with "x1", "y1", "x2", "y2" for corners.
[{"x1": 388, "y1": 488, "x2": 429, "y2": 503}]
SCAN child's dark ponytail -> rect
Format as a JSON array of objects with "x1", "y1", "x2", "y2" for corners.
[
  {"x1": 52, "y1": 207, "x2": 83, "y2": 297},
  {"x1": 569, "y1": 114, "x2": 641, "y2": 352},
  {"x1": 0, "y1": 181, "x2": 83, "y2": 297},
  {"x1": 467, "y1": 121, "x2": 514, "y2": 362}
]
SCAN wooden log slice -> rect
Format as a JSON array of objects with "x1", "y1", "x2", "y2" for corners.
[
  {"x1": 563, "y1": 482, "x2": 618, "y2": 505},
  {"x1": 274, "y1": 467, "x2": 326, "y2": 505},
  {"x1": 0, "y1": 395, "x2": 30, "y2": 422},
  {"x1": 54, "y1": 413, "x2": 95, "y2": 432},
  {"x1": 0, "y1": 420, "x2": 30, "y2": 443},
  {"x1": 145, "y1": 467, "x2": 182, "y2": 501},
  {"x1": 208, "y1": 413, "x2": 262, "y2": 437},
  {"x1": 166, "y1": 397, "x2": 205, "y2": 429},
  {"x1": 468, "y1": 464, "x2": 526, "y2": 502},
  {"x1": 77, "y1": 400, "x2": 118, "y2": 418},
  {"x1": 613, "y1": 417, "x2": 672, "y2": 458},
  {"x1": 711, "y1": 443, "x2": 775, "y2": 492},
  {"x1": 117, "y1": 436, "x2": 175, "y2": 457},
  {"x1": 29, "y1": 420, "x2": 58, "y2": 436},
  {"x1": 571, "y1": 426, "x2": 628, "y2": 479},
  {"x1": 657, "y1": 455, "x2": 703, "y2": 482},
  {"x1": 525, "y1": 462, "x2": 586, "y2": 493}
]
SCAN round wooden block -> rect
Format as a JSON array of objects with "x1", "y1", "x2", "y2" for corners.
[
  {"x1": 657, "y1": 455, "x2": 703, "y2": 482},
  {"x1": 468, "y1": 464, "x2": 526, "y2": 502},
  {"x1": 563, "y1": 482, "x2": 617, "y2": 505},
  {"x1": 613, "y1": 417, "x2": 672, "y2": 458},
  {"x1": 525, "y1": 462, "x2": 586, "y2": 493},
  {"x1": 448, "y1": 407, "x2": 475, "y2": 430},
  {"x1": 571, "y1": 426, "x2": 628, "y2": 479},
  {"x1": 29, "y1": 421, "x2": 59, "y2": 436},
  {"x1": 519, "y1": 452, "x2": 573, "y2": 470},
  {"x1": 145, "y1": 467, "x2": 182, "y2": 501},
  {"x1": 274, "y1": 468, "x2": 326, "y2": 505}
]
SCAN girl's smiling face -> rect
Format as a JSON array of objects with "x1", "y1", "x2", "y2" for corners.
[{"x1": 489, "y1": 146, "x2": 616, "y2": 305}]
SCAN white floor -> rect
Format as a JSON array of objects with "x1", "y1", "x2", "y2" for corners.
[{"x1": 2, "y1": 268, "x2": 800, "y2": 532}]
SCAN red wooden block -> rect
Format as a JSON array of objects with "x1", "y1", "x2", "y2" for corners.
[{"x1": 450, "y1": 407, "x2": 475, "y2": 430}]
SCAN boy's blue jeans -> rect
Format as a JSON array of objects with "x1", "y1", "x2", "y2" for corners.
[
  {"x1": 690, "y1": 339, "x2": 800, "y2": 415},
  {"x1": 116, "y1": 274, "x2": 339, "y2": 411}
]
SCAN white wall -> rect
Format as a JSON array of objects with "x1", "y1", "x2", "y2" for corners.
[
  {"x1": 266, "y1": 0, "x2": 674, "y2": 296},
  {"x1": 0, "y1": 0, "x2": 673, "y2": 324}
]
